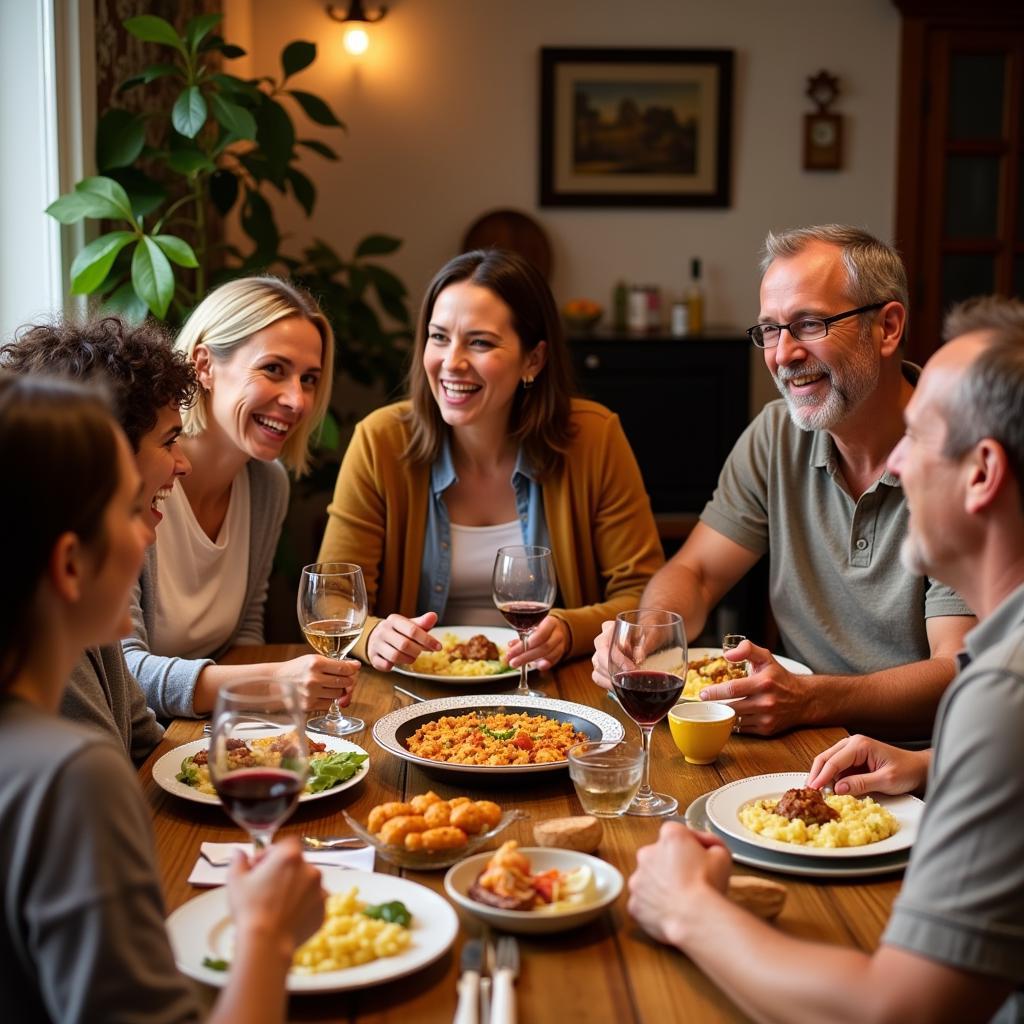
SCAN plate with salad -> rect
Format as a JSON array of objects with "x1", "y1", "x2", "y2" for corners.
[{"x1": 152, "y1": 730, "x2": 370, "y2": 807}]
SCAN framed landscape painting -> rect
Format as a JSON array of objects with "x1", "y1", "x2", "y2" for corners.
[{"x1": 540, "y1": 47, "x2": 734, "y2": 208}]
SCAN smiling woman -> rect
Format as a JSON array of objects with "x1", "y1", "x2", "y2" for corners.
[
  {"x1": 121, "y1": 277, "x2": 360, "y2": 721},
  {"x1": 318, "y1": 249, "x2": 664, "y2": 676}
]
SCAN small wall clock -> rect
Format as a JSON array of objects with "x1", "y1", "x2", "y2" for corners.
[{"x1": 804, "y1": 70, "x2": 843, "y2": 171}]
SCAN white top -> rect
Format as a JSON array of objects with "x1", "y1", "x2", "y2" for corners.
[
  {"x1": 443, "y1": 520, "x2": 521, "y2": 626},
  {"x1": 150, "y1": 472, "x2": 251, "y2": 659}
]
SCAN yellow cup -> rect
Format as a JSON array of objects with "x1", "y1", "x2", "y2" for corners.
[{"x1": 668, "y1": 702, "x2": 735, "y2": 764}]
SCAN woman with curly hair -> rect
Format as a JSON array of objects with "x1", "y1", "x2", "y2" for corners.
[{"x1": 1, "y1": 316, "x2": 194, "y2": 761}]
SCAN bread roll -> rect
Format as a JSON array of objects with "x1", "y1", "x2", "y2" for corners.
[
  {"x1": 532, "y1": 815, "x2": 603, "y2": 853},
  {"x1": 726, "y1": 875, "x2": 787, "y2": 919}
]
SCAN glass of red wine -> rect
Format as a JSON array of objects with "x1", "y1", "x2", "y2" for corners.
[
  {"x1": 608, "y1": 608, "x2": 687, "y2": 817},
  {"x1": 208, "y1": 679, "x2": 309, "y2": 851},
  {"x1": 492, "y1": 544, "x2": 556, "y2": 698}
]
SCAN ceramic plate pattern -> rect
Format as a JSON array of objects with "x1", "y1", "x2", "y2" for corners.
[
  {"x1": 168, "y1": 868, "x2": 458, "y2": 992},
  {"x1": 705, "y1": 772, "x2": 922, "y2": 859},
  {"x1": 392, "y1": 625, "x2": 525, "y2": 684},
  {"x1": 372, "y1": 694, "x2": 624, "y2": 775},
  {"x1": 152, "y1": 733, "x2": 370, "y2": 807}
]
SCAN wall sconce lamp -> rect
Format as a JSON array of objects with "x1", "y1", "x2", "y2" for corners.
[{"x1": 326, "y1": 1, "x2": 388, "y2": 56}]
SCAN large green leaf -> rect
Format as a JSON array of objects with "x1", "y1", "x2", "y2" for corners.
[
  {"x1": 253, "y1": 98, "x2": 295, "y2": 181},
  {"x1": 73, "y1": 176, "x2": 136, "y2": 223},
  {"x1": 281, "y1": 40, "x2": 316, "y2": 79},
  {"x1": 47, "y1": 190, "x2": 121, "y2": 224},
  {"x1": 362, "y1": 263, "x2": 408, "y2": 299},
  {"x1": 153, "y1": 234, "x2": 199, "y2": 268},
  {"x1": 210, "y1": 93, "x2": 257, "y2": 140},
  {"x1": 298, "y1": 138, "x2": 339, "y2": 161},
  {"x1": 241, "y1": 189, "x2": 279, "y2": 260},
  {"x1": 286, "y1": 168, "x2": 316, "y2": 216},
  {"x1": 185, "y1": 12, "x2": 222, "y2": 53},
  {"x1": 201, "y1": 35, "x2": 246, "y2": 59},
  {"x1": 123, "y1": 15, "x2": 186, "y2": 54},
  {"x1": 131, "y1": 236, "x2": 175, "y2": 318},
  {"x1": 172, "y1": 86, "x2": 208, "y2": 139},
  {"x1": 166, "y1": 147, "x2": 215, "y2": 175},
  {"x1": 106, "y1": 167, "x2": 167, "y2": 218},
  {"x1": 101, "y1": 280, "x2": 149, "y2": 324},
  {"x1": 287, "y1": 90, "x2": 344, "y2": 128},
  {"x1": 69, "y1": 231, "x2": 136, "y2": 294},
  {"x1": 355, "y1": 234, "x2": 401, "y2": 258},
  {"x1": 96, "y1": 109, "x2": 146, "y2": 170},
  {"x1": 212, "y1": 73, "x2": 260, "y2": 101}
]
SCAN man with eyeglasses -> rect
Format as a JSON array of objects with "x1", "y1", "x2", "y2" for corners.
[
  {"x1": 592, "y1": 224, "x2": 973, "y2": 739},
  {"x1": 627, "y1": 296, "x2": 1024, "y2": 1023}
]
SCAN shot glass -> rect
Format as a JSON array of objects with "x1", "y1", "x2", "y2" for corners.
[
  {"x1": 722, "y1": 633, "x2": 749, "y2": 677},
  {"x1": 568, "y1": 740, "x2": 645, "y2": 818}
]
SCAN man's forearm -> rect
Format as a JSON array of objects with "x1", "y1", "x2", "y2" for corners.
[
  {"x1": 804, "y1": 655, "x2": 958, "y2": 737},
  {"x1": 641, "y1": 561, "x2": 712, "y2": 641}
]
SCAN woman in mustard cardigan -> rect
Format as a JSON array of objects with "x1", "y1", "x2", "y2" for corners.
[{"x1": 318, "y1": 249, "x2": 663, "y2": 672}]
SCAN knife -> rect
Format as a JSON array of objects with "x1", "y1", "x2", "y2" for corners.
[{"x1": 453, "y1": 937, "x2": 483, "y2": 1024}]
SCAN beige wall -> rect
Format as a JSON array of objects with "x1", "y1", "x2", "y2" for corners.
[{"x1": 225, "y1": 0, "x2": 901, "y2": 408}]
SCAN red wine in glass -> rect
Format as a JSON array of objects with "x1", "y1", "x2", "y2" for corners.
[
  {"x1": 497, "y1": 600, "x2": 550, "y2": 633},
  {"x1": 611, "y1": 670, "x2": 684, "y2": 726},
  {"x1": 215, "y1": 768, "x2": 303, "y2": 834}
]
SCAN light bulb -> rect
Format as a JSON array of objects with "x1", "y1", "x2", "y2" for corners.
[{"x1": 343, "y1": 26, "x2": 369, "y2": 55}]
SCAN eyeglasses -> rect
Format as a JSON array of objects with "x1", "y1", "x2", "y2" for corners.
[{"x1": 746, "y1": 302, "x2": 886, "y2": 349}]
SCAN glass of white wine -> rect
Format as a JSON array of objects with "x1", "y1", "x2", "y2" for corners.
[{"x1": 297, "y1": 562, "x2": 367, "y2": 737}]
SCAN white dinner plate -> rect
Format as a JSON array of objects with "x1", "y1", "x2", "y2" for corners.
[
  {"x1": 373, "y1": 694, "x2": 625, "y2": 775},
  {"x1": 683, "y1": 793, "x2": 910, "y2": 879},
  {"x1": 168, "y1": 867, "x2": 458, "y2": 992},
  {"x1": 704, "y1": 772, "x2": 923, "y2": 859},
  {"x1": 392, "y1": 625, "x2": 526, "y2": 684},
  {"x1": 152, "y1": 732, "x2": 370, "y2": 807}
]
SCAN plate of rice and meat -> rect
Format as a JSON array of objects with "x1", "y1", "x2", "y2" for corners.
[
  {"x1": 680, "y1": 648, "x2": 812, "y2": 703},
  {"x1": 393, "y1": 626, "x2": 528, "y2": 684},
  {"x1": 373, "y1": 694, "x2": 625, "y2": 776},
  {"x1": 704, "y1": 772, "x2": 923, "y2": 859}
]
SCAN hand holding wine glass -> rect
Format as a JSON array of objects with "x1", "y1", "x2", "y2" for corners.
[
  {"x1": 298, "y1": 562, "x2": 367, "y2": 737},
  {"x1": 492, "y1": 545, "x2": 556, "y2": 698},
  {"x1": 209, "y1": 678, "x2": 308, "y2": 851},
  {"x1": 608, "y1": 609, "x2": 687, "y2": 817}
]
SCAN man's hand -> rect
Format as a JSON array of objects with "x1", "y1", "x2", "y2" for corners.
[
  {"x1": 698, "y1": 638, "x2": 811, "y2": 735},
  {"x1": 507, "y1": 615, "x2": 569, "y2": 671},
  {"x1": 806, "y1": 734, "x2": 930, "y2": 796},
  {"x1": 366, "y1": 612, "x2": 440, "y2": 672},
  {"x1": 628, "y1": 822, "x2": 732, "y2": 948}
]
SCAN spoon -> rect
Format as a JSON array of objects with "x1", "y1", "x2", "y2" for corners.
[{"x1": 302, "y1": 835, "x2": 367, "y2": 851}]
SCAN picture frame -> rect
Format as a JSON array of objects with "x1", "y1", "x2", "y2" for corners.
[{"x1": 539, "y1": 47, "x2": 734, "y2": 208}]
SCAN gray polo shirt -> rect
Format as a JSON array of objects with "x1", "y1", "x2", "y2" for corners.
[
  {"x1": 700, "y1": 367, "x2": 972, "y2": 675},
  {"x1": 883, "y1": 581, "x2": 1024, "y2": 1019}
]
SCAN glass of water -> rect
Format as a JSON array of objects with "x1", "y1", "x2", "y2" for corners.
[
  {"x1": 722, "y1": 633, "x2": 749, "y2": 676},
  {"x1": 568, "y1": 740, "x2": 645, "y2": 817}
]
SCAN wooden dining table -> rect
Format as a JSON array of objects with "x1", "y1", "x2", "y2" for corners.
[{"x1": 140, "y1": 645, "x2": 905, "y2": 1023}]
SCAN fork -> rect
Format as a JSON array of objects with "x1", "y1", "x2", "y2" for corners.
[{"x1": 490, "y1": 935, "x2": 519, "y2": 1024}]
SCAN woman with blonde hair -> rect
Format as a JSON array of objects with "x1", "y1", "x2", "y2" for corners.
[
  {"x1": 0, "y1": 373, "x2": 323, "y2": 1022},
  {"x1": 124, "y1": 276, "x2": 359, "y2": 718},
  {"x1": 318, "y1": 249, "x2": 663, "y2": 672}
]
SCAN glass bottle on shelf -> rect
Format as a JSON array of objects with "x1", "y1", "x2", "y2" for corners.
[
  {"x1": 687, "y1": 258, "x2": 704, "y2": 334},
  {"x1": 612, "y1": 280, "x2": 628, "y2": 332}
]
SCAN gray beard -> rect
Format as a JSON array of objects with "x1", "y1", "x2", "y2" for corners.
[{"x1": 773, "y1": 343, "x2": 880, "y2": 433}]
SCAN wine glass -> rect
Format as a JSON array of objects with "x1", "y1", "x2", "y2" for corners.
[
  {"x1": 208, "y1": 678, "x2": 308, "y2": 851},
  {"x1": 492, "y1": 544, "x2": 556, "y2": 698},
  {"x1": 298, "y1": 562, "x2": 367, "y2": 737},
  {"x1": 608, "y1": 608, "x2": 687, "y2": 817}
]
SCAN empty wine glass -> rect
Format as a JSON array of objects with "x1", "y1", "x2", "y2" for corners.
[
  {"x1": 298, "y1": 562, "x2": 367, "y2": 737},
  {"x1": 492, "y1": 545, "x2": 556, "y2": 698},
  {"x1": 208, "y1": 678, "x2": 308, "y2": 850},
  {"x1": 608, "y1": 609, "x2": 687, "y2": 817}
]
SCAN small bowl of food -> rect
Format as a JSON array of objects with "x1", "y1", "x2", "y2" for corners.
[
  {"x1": 562, "y1": 298, "x2": 603, "y2": 332},
  {"x1": 343, "y1": 792, "x2": 526, "y2": 870},
  {"x1": 443, "y1": 841, "x2": 623, "y2": 934}
]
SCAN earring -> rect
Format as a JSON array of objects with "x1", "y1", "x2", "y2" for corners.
[{"x1": 522, "y1": 375, "x2": 535, "y2": 390}]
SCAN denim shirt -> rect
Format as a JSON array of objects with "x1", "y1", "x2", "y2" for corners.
[{"x1": 417, "y1": 436, "x2": 551, "y2": 619}]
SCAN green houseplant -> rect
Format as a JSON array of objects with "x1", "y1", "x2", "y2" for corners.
[{"x1": 44, "y1": 11, "x2": 411, "y2": 393}]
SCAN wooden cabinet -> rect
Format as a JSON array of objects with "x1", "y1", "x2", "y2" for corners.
[{"x1": 569, "y1": 330, "x2": 751, "y2": 514}]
